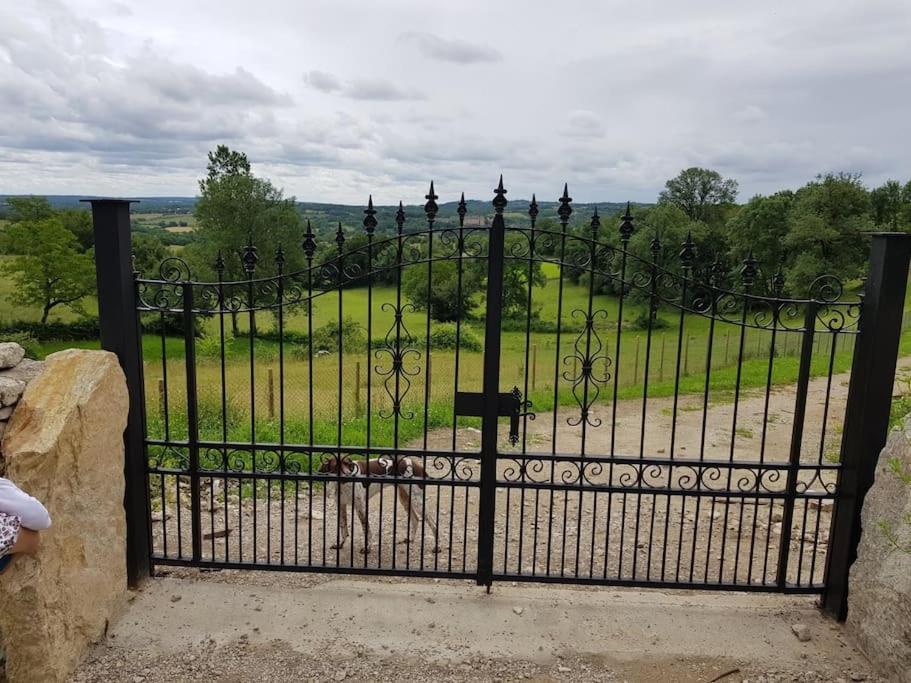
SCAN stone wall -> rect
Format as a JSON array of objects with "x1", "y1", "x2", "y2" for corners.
[
  {"x1": 847, "y1": 415, "x2": 911, "y2": 682},
  {"x1": 0, "y1": 349, "x2": 129, "y2": 683},
  {"x1": 0, "y1": 342, "x2": 44, "y2": 451}
]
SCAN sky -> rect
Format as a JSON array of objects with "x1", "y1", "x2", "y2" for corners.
[{"x1": 1, "y1": 0, "x2": 909, "y2": 205}]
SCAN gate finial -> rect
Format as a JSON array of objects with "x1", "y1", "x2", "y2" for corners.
[
  {"x1": 424, "y1": 181, "x2": 439, "y2": 223},
  {"x1": 395, "y1": 201, "x2": 406, "y2": 234},
  {"x1": 302, "y1": 219, "x2": 316, "y2": 258},
  {"x1": 493, "y1": 175, "x2": 508, "y2": 213},
  {"x1": 619, "y1": 202, "x2": 634, "y2": 243},
  {"x1": 557, "y1": 184, "x2": 572, "y2": 224},
  {"x1": 457, "y1": 192, "x2": 467, "y2": 226},
  {"x1": 363, "y1": 195, "x2": 377, "y2": 235},
  {"x1": 528, "y1": 194, "x2": 539, "y2": 222}
]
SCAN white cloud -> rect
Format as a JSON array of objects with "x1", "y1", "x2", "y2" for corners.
[{"x1": 0, "y1": 0, "x2": 909, "y2": 202}]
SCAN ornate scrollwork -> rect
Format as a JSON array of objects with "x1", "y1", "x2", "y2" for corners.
[
  {"x1": 562, "y1": 309, "x2": 611, "y2": 428},
  {"x1": 374, "y1": 303, "x2": 422, "y2": 419}
]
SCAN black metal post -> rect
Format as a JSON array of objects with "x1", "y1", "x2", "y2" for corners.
[
  {"x1": 83, "y1": 198, "x2": 150, "y2": 586},
  {"x1": 776, "y1": 301, "x2": 816, "y2": 588},
  {"x1": 823, "y1": 233, "x2": 911, "y2": 619},
  {"x1": 182, "y1": 282, "x2": 202, "y2": 561},
  {"x1": 477, "y1": 179, "x2": 508, "y2": 588}
]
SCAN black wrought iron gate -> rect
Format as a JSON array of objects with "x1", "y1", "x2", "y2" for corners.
[{"x1": 86, "y1": 185, "x2": 911, "y2": 619}]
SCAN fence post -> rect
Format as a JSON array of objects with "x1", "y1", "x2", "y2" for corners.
[
  {"x1": 355, "y1": 361, "x2": 362, "y2": 417},
  {"x1": 822, "y1": 233, "x2": 911, "y2": 620},
  {"x1": 531, "y1": 344, "x2": 537, "y2": 390},
  {"x1": 267, "y1": 368, "x2": 275, "y2": 420},
  {"x1": 84, "y1": 198, "x2": 150, "y2": 586},
  {"x1": 633, "y1": 335, "x2": 640, "y2": 382},
  {"x1": 659, "y1": 334, "x2": 666, "y2": 381}
]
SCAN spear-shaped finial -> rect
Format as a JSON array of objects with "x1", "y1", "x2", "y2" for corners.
[
  {"x1": 619, "y1": 202, "x2": 635, "y2": 243},
  {"x1": 395, "y1": 201, "x2": 406, "y2": 234},
  {"x1": 528, "y1": 193, "x2": 539, "y2": 222},
  {"x1": 242, "y1": 234, "x2": 258, "y2": 273},
  {"x1": 363, "y1": 195, "x2": 377, "y2": 236},
  {"x1": 424, "y1": 181, "x2": 439, "y2": 223},
  {"x1": 457, "y1": 191, "x2": 467, "y2": 227},
  {"x1": 335, "y1": 222, "x2": 345, "y2": 251},
  {"x1": 302, "y1": 220, "x2": 316, "y2": 258},
  {"x1": 557, "y1": 183, "x2": 572, "y2": 224},
  {"x1": 680, "y1": 231, "x2": 696, "y2": 270},
  {"x1": 492, "y1": 175, "x2": 508, "y2": 213},
  {"x1": 590, "y1": 207, "x2": 600, "y2": 235},
  {"x1": 740, "y1": 249, "x2": 758, "y2": 288}
]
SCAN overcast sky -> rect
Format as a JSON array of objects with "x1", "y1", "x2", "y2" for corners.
[{"x1": 1, "y1": 0, "x2": 909, "y2": 204}]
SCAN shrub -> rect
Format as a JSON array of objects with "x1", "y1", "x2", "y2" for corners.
[
  {"x1": 628, "y1": 312, "x2": 670, "y2": 330},
  {"x1": 311, "y1": 317, "x2": 365, "y2": 353},
  {"x1": 1, "y1": 332, "x2": 41, "y2": 358},
  {"x1": 428, "y1": 323, "x2": 482, "y2": 352},
  {"x1": 0, "y1": 319, "x2": 99, "y2": 341}
]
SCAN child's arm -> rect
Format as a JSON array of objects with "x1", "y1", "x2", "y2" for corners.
[{"x1": 0, "y1": 478, "x2": 51, "y2": 530}]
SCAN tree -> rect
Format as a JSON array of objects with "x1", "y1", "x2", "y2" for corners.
[
  {"x1": 725, "y1": 191, "x2": 795, "y2": 293},
  {"x1": 5, "y1": 196, "x2": 54, "y2": 222},
  {"x1": 59, "y1": 208, "x2": 94, "y2": 251},
  {"x1": 0, "y1": 218, "x2": 95, "y2": 323},
  {"x1": 402, "y1": 260, "x2": 484, "y2": 321},
  {"x1": 186, "y1": 146, "x2": 304, "y2": 333},
  {"x1": 187, "y1": 145, "x2": 304, "y2": 283},
  {"x1": 870, "y1": 179, "x2": 905, "y2": 231},
  {"x1": 784, "y1": 173, "x2": 872, "y2": 294},
  {"x1": 658, "y1": 168, "x2": 739, "y2": 222},
  {"x1": 132, "y1": 232, "x2": 168, "y2": 276}
]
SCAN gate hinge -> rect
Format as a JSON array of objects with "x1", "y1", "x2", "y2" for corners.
[{"x1": 454, "y1": 386, "x2": 535, "y2": 445}]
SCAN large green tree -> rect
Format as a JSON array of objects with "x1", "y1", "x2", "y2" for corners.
[
  {"x1": 0, "y1": 217, "x2": 95, "y2": 323},
  {"x1": 725, "y1": 191, "x2": 795, "y2": 292},
  {"x1": 870, "y1": 179, "x2": 908, "y2": 231},
  {"x1": 784, "y1": 173, "x2": 872, "y2": 294},
  {"x1": 658, "y1": 167, "x2": 739, "y2": 223},
  {"x1": 186, "y1": 145, "x2": 304, "y2": 282}
]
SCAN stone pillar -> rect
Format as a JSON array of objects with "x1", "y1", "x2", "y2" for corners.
[
  {"x1": 847, "y1": 415, "x2": 911, "y2": 681},
  {"x1": 0, "y1": 349, "x2": 129, "y2": 683}
]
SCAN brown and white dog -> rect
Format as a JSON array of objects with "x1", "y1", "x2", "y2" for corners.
[{"x1": 317, "y1": 455, "x2": 440, "y2": 554}]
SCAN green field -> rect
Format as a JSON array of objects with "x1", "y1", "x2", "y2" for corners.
[{"x1": 5, "y1": 251, "x2": 902, "y2": 456}]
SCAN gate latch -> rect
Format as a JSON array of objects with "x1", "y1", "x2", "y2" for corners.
[{"x1": 454, "y1": 386, "x2": 535, "y2": 446}]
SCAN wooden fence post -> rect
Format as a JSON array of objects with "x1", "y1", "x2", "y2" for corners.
[
  {"x1": 531, "y1": 344, "x2": 537, "y2": 390},
  {"x1": 158, "y1": 378, "x2": 165, "y2": 417},
  {"x1": 633, "y1": 336, "x2": 640, "y2": 384},
  {"x1": 267, "y1": 368, "x2": 275, "y2": 420},
  {"x1": 355, "y1": 361, "x2": 362, "y2": 417},
  {"x1": 659, "y1": 334, "x2": 666, "y2": 381}
]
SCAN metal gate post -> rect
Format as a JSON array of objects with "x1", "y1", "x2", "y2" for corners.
[
  {"x1": 822, "y1": 233, "x2": 911, "y2": 619},
  {"x1": 83, "y1": 198, "x2": 151, "y2": 586},
  {"x1": 477, "y1": 178, "x2": 508, "y2": 588}
]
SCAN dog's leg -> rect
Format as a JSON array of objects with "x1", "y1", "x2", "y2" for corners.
[
  {"x1": 354, "y1": 492, "x2": 370, "y2": 554},
  {"x1": 330, "y1": 496, "x2": 349, "y2": 550},
  {"x1": 416, "y1": 487, "x2": 441, "y2": 553},
  {"x1": 396, "y1": 486, "x2": 414, "y2": 544}
]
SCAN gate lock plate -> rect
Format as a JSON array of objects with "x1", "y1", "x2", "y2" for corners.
[{"x1": 454, "y1": 386, "x2": 534, "y2": 446}]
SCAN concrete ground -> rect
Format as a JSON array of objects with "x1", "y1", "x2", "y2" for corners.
[{"x1": 71, "y1": 572, "x2": 880, "y2": 682}]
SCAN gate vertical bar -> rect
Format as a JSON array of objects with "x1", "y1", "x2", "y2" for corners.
[
  {"x1": 84, "y1": 198, "x2": 150, "y2": 585},
  {"x1": 823, "y1": 233, "x2": 911, "y2": 619},
  {"x1": 182, "y1": 282, "x2": 202, "y2": 562},
  {"x1": 776, "y1": 301, "x2": 816, "y2": 588},
  {"x1": 477, "y1": 177, "x2": 508, "y2": 587}
]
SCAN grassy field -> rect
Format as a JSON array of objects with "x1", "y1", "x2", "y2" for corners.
[
  {"x1": 132, "y1": 212, "x2": 196, "y2": 233},
  {"x1": 6, "y1": 251, "x2": 902, "y2": 457}
]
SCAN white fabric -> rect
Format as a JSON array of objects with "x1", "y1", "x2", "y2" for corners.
[{"x1": 0, "y1": 477, "x2": 51, "y2": 530}]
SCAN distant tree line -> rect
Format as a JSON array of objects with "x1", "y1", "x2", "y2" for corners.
[{"x1": 2, "y1": 146, "x2": 910, "y2": 330}]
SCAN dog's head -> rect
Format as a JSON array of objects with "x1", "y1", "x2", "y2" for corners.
[{"x1": 317, "y1": 455, "x2": 355, "y2": 475}]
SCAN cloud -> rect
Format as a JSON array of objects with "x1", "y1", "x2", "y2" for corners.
[
  {"x1": 304, "y1": 70, "x2": 342, "y2": 94},
  {"x1": 303, "y1": 71, "x2": 423, "y2": 101},
  {"x1": 400, "y1": 31, "x2": 503, "y2": 64}
]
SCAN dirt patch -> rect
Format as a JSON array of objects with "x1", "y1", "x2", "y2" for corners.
[{"x1": 71, "y1": 576, "x2": 881, "y2": 682}]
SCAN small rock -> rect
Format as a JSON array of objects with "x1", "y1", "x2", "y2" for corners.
[
  {"x1": 849, "y1": 674, "x2": 866, "y2": 682},
  {"x1": 0, "y1": 342, "x2": 25, "y2": 369},
  {"x1": 170, "y1": 595, "x2": 182, "y2": 603},
  {"x1": 0, "y1": 405, "x2": 13, "y2": 420},
  {"x1": 513, "y1": 607, "x2": 524, "y2": 615},
  {"x1": 791, "y1": 623, "x2": 811, "y2": 642},
  {"x1": 557, "y1": 665, "x2": 571, "y2": 673},
  {"x1": 0, "y1": 376, "x2": 26, "y2": 407},
  {"x1": 334, "y1": 669, "x2": 348, "y2": 681}
]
